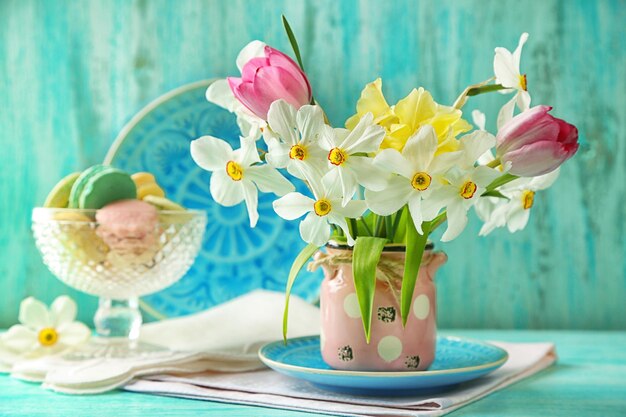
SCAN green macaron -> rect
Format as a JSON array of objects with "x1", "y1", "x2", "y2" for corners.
[{"x1": 69, "y1": 165, "x2": 137, "y2": 209}]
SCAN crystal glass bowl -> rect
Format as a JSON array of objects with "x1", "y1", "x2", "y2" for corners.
[{"x1": 32, "y1": 207, "x2": 207, "y2": 357}]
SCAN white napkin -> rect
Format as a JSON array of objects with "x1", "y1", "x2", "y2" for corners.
[
  {"x1": 124, "y1": 342, "x2": 556, "y2": 417},
  {"x1": 10, "y1": 290, "x2": 320, "y2": 393}
]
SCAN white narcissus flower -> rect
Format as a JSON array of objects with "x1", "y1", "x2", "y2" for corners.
[
  {"x1": 422, "y1": 132, "x2": 500, "y2": 241},
  {"x1": 264, "y1": 100, "x2": 328, "y2": 181},
  {"x1": 476, "y1": 168, "x2": 560, "y2": 235},
  {"x1": 0, "y1": 296, "x2": 90, "y2": 364},
  {"x1": 190, "y1": 135, "x2": 295, "y2": 227},
  {"x1": 273, "y1": 175, "x2": 367, "y2": 246},
  {"x1": 365, "y1": 125, "x2": 461, "y2": 234},
  {"x1": 494, "y1": 33, "x2": 531, "y2": 129},
  {"x1": 319, "y1": 113, "x2": 387, "y2": 206}
]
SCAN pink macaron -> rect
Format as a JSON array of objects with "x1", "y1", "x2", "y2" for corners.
[{"x1": 96, "y1": 199, "x2": 159, "y2": 253}]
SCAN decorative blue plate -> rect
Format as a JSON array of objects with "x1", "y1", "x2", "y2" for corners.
[
  {"x1": 104, "y1": 80, "x2": 322, "y2": 319},
  {"x1": 259, "y1": 336, "x2": 508, "y2": 396}
]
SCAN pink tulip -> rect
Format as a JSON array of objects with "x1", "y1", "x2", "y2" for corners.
[
  {"x1": 227, "y1": 46, "x2": 312, "y2": 120},
  {"x1": 496, "y1": 105, "x2": 579, "y2": 176}
]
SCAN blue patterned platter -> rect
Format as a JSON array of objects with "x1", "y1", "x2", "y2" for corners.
[
  {"x1": 104, "y1": 80, "x2": 322, "y2": 319},
  {"x1": 259, "y1": 336, "x2": 508, "y2": 395}
]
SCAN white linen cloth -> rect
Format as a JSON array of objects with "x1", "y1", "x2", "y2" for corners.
[
  {"x1": 9, "y1": 290, "x2": 320, "y2": 393},
  {"x1": 124, "y1": 342, "x2": 556, "y2": 417}
]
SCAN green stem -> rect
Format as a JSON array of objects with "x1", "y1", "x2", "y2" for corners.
[
  {"x1": 374, "y1": 215, "x2": 384, "y2": 237},
  {"x1": 486, "y1": 158, "x2": 501, "y2": 168},
  {"x1": 390, "y1": 209, "x2": 404, "y2": 242},
  {"x1": 429, "y1": 212, "x2": 447, "y2": 233},
  {"x1": 349, "y1": 218, "x2": 358, "y2": 238},
  {"x1": 485, "y1": 173, "x2": 519, "y2": 193},
  {"x1": 360, "y1": 216, "x2": 374, "y2": 236},
  {"x1": 384, "y1": 216, "x2": 393, "y2": 240}
]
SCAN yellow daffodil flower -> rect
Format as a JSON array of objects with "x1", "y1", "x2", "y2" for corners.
[{"x1": 345, "y1": 78, "x2": 472, "y2": 154}]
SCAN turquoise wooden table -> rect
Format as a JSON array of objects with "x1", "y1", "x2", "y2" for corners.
[{"x1": 1, "y1": 330, "x2": 625, "y2": 416}]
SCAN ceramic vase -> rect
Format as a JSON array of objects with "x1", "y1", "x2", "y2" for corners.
[{"x1": 318, "y1": 245, "x2": 447, "y2": 371}]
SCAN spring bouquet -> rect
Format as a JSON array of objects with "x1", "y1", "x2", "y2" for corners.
[{"x1": 190, "y1": 18, "x2": 579, "y2": 360}]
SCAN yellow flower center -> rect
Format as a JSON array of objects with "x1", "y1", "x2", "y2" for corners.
[
  {"x1": 289, "y1": 144, "x2": 307, "y2": 161},
  {"x1": 38, "y1": 327, "x2": 59, "y2": 347},
  {"x1": 460, "y1": 181, "x2": 478, "y2": 199},
  {"x1": 411, "y1": 172, "x2": 432, "y2": 191},
  {"x1": 522, "y1": 190, "x2": 535, "y2": 210},
  {"x1": 226, "y1": 161, "x2": 243, "y2": 181},
  {"x1": 328, "y1": 148, "x2": 348, "y2": 166},
  {"x1": 313, "y1": 199, "x2": 332, "y2": 216},
  {"x1": 519, "y1": 74, "x2": 528, "y2": 91}
]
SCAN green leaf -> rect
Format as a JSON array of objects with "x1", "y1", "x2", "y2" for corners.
[
  {"x1": 481, "y1": 190, "x2": 509, "y2": 199},
  {"x1": 281, "y1": 15, "x2": 305, "y2": 71},
  {"x1": 352, "y1": 236, "x2": 388, "y2": 343},
  {"x1": 485, "y1": 173, "x2": 518, "y2": 193},
  {"x1": 283, "y1": 243, "x2": 320, "y2": 342},
  {"x1": 400, "y1": 220, "x2": 430, "y2": 326},
  {"x1": 467, "y1": 84, "x2": 506, "y2": 96}
]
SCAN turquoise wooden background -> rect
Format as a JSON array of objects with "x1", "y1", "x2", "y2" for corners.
[{"x1": 1, "y1": 0, "x2": 624, "y2": 330}]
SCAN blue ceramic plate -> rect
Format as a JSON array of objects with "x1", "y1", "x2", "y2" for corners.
[
  {"x1": 104, "y1": 80, "x2": 322, "y2": 319},
  {"x1": 259, "y1": 336, "x2": 508, "y2": 395}
]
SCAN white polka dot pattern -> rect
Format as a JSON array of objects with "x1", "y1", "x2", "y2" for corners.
[
  {"x1": 377, "y1": 335, "x2": 402, "y2": 362},
  {"x1": 343, "y1": 293, "x2": 361, "y2": 318},
  {"x1": 413, "y1": 294, "x2": 430, "y2": 320}
]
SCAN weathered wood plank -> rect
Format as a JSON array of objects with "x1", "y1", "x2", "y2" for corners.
[{"x1": 0, "y1": 0, "x2": 624, "y2": 329}]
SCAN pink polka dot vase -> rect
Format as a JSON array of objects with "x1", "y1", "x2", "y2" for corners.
[{"x1": 318, "y1": 244, "x2": 447, "y2": 371}]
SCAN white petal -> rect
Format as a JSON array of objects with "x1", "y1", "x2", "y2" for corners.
[
  {"x1": 333, "y1": 199, "x2": 367, "y2": 219},
  {"x1": 365, "y1": 176, "x2": 411, "y2": 216},
  {"x1": 402, "y1": 125, "x2": 437, "y2": 171},
  {"x1": 472, "y1": 166, "x2": 502, "y2": 188},
  {"x1": 429, "y1": 151, "x2": 463, "y2": 175},
  {"x1": 460, "y1": 130, "x2": 496, "y2": 166},
  {"x1": 206, "y1": 79, "x2": 244, "y2": 114},
  {"x1": 407, "y1": 195, "x2": 425, "y2": 235},
  {"x1": 190, "y1": 136, "x2": 233, "y2": 172},
  {"x1": 236, "y1": 136, "x2": 261, "y2": 167},
  {"x1": 493, "y1": 47, "x2": 519, "y2": 88},
  {"x1": 373, "y1": 149, "x2": 413, "y2": 179},
  {"x1": 296, "y1": 105, "x2": 325, "y2": 146},
  {"x1": 300, "y1": 212, "x2": 330, "y2": 246},
  {"x1": 472, "y1": 110, "x2": 486, "y2": 131},
  {"x1": 1, "y1": 325, "x2": 38, "y2": 351},
  {"x1": 529, "y1": 167, "x2": 560, "y2": 190},
  {"x1": 348, "y1": 157, "x2": 388, "y2": 191},
  {"x1": 19, "y1": 298, "x2": 51, "y2": 329},
  {"x1": 497, "y1": 95, "x2": 517, "y2": 131},
  {"x1": 513, "y1": 33, "x2": 529, "y2": 69},
  {"x1": 273, "y1": 192, "x2": 315, "y2": 220},
  {"x1": 210, "y1": 170, "x2": 244, "y2": 206},
  {"x1": 246, "y1": 165, "x2": 295, "y2": 196},
  {"x1": 265, "y1": 140, "x2": 290, "y2": 169},
  {"x1": 507, "y1": 206, "x2": 531, "y2": 232},
  {"x1": 327, "y1": 213, "x2": 356, "y2": 246},
  {"x1": 516, "y1": 90, "x2": 531, "y2": 111},
  {"x1": 421, "y1": 186, "x2": 456, "y2": 221},
  {"x1": 57, "y1": 322, "x2": 91, "y2": 346},
  {"x1": 337, "y1": 168, "x2": 358, "y2": 207},
  {"x1": 242, "y1": 181, "x2": 259, "y2": 227},
  {"x1": 236, "y1": 40, "x2": 267, "y2": 72},
  {"x1": 342, "y1": 114, "x2": 385, "y2": 154},
  {"x1": 50, "y1": 296, "x2": 77, "y2": 327},
  {"x1": 267, "y1": 100, "x2": 298, "y2": 145},
  {"x1": 441, "y1": 201, "x2": 469, "y2": 242},
  {"x1": 318, "y1": 125, "x2": 339, "y2": 151}
]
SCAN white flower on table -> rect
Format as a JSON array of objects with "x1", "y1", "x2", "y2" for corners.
[
  {"x1": 365, "y1": 125, "x2": 461, "y2": 234},
  {"x1": 0, "y1": 296, "x2": 90, "y2": 363},
  {"x1": 476, "y1": 168, "x2": 560, "y2": 235},
  {"x1": 423, "y1": 132, "x2": 501, "y2": 241},
  {"x1": 190, "y1": 135, "x2": 295, "y2": 227},
  {"x1": 264, "y1": 100, "x2": 328, "y2": 181},
  {"x1": 494, "y1": 32, "x2": 531, "y2": 128},
  {"x1": 319, "y1": 113, "x2": 387, "y2": 206},
  {"x1": 273, "y1": 175, "x2": 367, "y2": 246}
]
